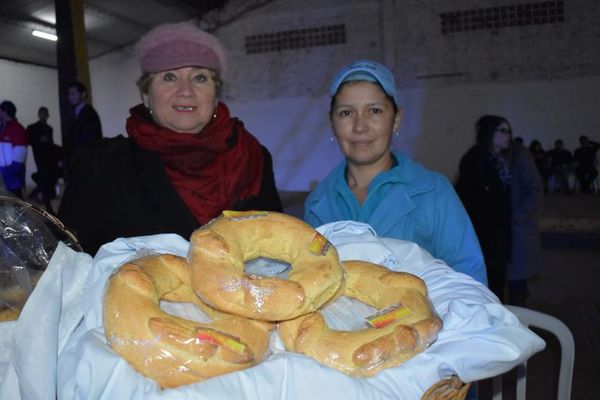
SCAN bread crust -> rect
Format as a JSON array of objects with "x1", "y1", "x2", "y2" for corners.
[
  {"x1": 188, "y1": 211, "x2": 345, "y2": 321},
  {"x1": 278, "y1": 260, "x2": 442, "y2": 377},
  {"x1": 103, "y1": 254, "x2": 273, "y2": 388}
]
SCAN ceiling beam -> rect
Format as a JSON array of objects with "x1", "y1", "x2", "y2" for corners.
[
  {"x1": 0, "y1": 13, "x2": 56, "y2": 32},
  {"x1": 84, "y1": 3, "x2": 152, "y2": 33},
  {"x1": 155, "y1": 0, "x2": 228, "y2": 17},
  {"x1": 0, "y1": 12, "x2": 117, "y2": 49}
]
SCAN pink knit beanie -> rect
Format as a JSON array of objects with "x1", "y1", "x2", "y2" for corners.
[{"x1": 135, "y1": 22, "x2": 226, "y2": 76}]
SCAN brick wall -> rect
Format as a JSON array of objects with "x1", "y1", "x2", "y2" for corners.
[{"x1": 89, "y1": 0, "x2": 600, "y2": 191}]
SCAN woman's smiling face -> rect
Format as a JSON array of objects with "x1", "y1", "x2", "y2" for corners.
[
  {"x1": 330, "y1": 80, "x2": 402, "y2": 166},
  {"x1": 144, "y1": 66, "x2": 218, "y2": 134}
]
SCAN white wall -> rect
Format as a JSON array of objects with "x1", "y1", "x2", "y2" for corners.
[
  {"x1": 89, "y1": 47, "x2": 140, "y2": 138},
  {"x1": 219, "y1": 76, "x2": 600, "y2": 189},
  {"x1": 90, "y1": 0, "x2": 600, "y2": 191}
]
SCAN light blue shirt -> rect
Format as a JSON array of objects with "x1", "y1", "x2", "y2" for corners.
[{"x1": 304, "y1": 151, "x2": 487, "y2": 285}]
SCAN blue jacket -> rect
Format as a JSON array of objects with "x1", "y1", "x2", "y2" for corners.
[{"x1": 304, "y1": 151, "x2": 487, "y2": 285}]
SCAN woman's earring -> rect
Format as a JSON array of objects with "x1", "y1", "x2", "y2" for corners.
[{"x1": 330, "y1": 136, "x2": 336, "y2": 143}]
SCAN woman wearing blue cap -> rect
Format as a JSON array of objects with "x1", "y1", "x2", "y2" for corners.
[{"x1": 304, "y1": 60, "x2": 487, "y2": 285}]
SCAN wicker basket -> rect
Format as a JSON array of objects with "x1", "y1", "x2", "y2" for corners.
[{"x1": 421, "y1": 376, "x2": 470, "y2": 400}]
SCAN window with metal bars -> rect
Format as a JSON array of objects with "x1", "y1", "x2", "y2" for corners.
[
  {"x1": 245, "y1": 24, "x2": 346, "y2": 54},
  {"x1": 440, "y1": 1, "x2": 564, "y2": 34}
]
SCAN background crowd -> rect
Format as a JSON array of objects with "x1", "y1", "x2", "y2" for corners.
[
  {"x1": 0, "y1": 80, "x2": 104, "y2": 214},
  {"x1": 525, "y1": 135, "x2": 600, "y2": 195}
]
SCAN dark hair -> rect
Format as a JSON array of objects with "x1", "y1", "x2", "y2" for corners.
[
  {"x1": 0, "y1": 100, "x2": 17, "y2": 118},
  {"x1": 529, "y1": 139, "x2": 541, "y2": 148},
  {"x1": 329, "y1": 80, "x2": 398, "y2": 119},
  {"x1": 68, "y1": 81, "x2": 88, "y2": 96},
  {"x1": 38, "y1": 106, "x2": 49, "y2": 114},
  {"x1": 475, "y1": 114, "x2": 511, "y2": 150},
  {"x1": 554, "y1": 139, "x2": 564, "y2": 146},
  {"x1": 579, "y1": 135, "x2": 588, "y2": 143}
]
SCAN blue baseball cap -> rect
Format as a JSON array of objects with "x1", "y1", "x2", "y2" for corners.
[{"x1": 329, "y1": 60, "x2": 398, "y2": 106}]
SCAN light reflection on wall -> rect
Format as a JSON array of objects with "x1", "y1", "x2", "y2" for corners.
[{"x1": 230, "y1": 96, "x2": 343, "y2": 192}]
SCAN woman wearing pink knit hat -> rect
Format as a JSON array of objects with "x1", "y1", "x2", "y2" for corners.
[{"x1": 58, "y1": 22, "x2": 282, "y2": 255}]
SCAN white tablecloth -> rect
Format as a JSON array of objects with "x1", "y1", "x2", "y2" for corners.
[{"x1": 0, "y1": 221, "x2": 545, "y2": 400}]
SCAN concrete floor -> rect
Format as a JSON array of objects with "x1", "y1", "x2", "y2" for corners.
[
  {"x1": 516, "y1": 193, "x2": 600, "y2": 400},
  {"x1": 484, "y1": 246, "x2": 600, "y2": 400}
]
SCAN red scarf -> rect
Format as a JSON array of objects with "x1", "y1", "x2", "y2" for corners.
[{"x1": 126, "y1": 102, "x2": 264, "y2": 224}]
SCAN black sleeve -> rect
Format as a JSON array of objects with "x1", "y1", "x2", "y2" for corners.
[
  {"x1": 81, "y1": 107, "x2": 103, "y2": 143},
  {"x1": 57, "y1": 143, "x2": 108, "y2": 254},
  {"x1": 233, "y1": 146, "x2": 283, "y2": 212}
]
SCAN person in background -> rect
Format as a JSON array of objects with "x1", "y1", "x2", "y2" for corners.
[
  {"x1": 455, "y1": 115, "x2": 512, "y2": 299},
  {"x1": 0, "y1": 101, "x2": 28, "y2": 199},
  {"x1": 547, "y1": 139, "x2": 573, "y2": 194},
  {"x1": 58, "y1": 22, "x2": 282, "y2": 255},
  {"x1": 507, "y1": 129, "x2": 543, "y2": 306},
  {"x1": 573, "y1": 135, "x2": 600, "y2": 193},
  {"x1": 304, "y1": 60, "x2": 486, "y2": 285},
  {"x1": 65, "y1": 81, "x2": 103, "y2": 169},
  {"x1": 528, "y1": 139, "x2": 550, "y2": 194},
  {"x1": 26, "y1": 106, "x2": 58, "y2": 212}
]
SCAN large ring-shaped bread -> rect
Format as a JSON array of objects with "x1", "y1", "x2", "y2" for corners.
[
  {"x1": 103, "y1": 254, "x2": 273, "y2": 388},
  {"x1": 188, "y1": 211, "x2": 345, "y2": 321},
  {"x1": 278, "y1": 260, "x2": 442, "y2": 377}
]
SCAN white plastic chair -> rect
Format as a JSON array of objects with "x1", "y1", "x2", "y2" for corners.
[{"x1": 492, "y1": 305, "x2": 575, "y2": 400}]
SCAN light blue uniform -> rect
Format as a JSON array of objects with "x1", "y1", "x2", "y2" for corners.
[{"x1": 304, "y1": 151, "x2": 487, "y2": 285}]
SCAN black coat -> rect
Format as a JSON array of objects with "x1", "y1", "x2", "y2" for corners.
[
  {"x1": 57, "y1": 136, "x2": 283, "y2": 255},
  {"x1": 66, "y1": 104, "x2": 103, "y2": 160},
  {"x1": 27, "y1": 121, "x2": 63, "y2": 190},
  {"x1": 26, "y1": 121, "x2": 54, "y2": 166},
  {"x1": 455, "y1": 145, "x2": 511, "y2": 297}
]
